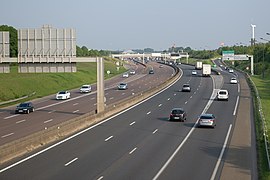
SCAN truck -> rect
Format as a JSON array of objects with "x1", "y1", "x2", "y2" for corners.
[
  {"x1": 202, "y1": 64, "x2": 211, "y2": 77},
  {"x1": 195, "y1": 61, "x2": 203, "y2": 69}
]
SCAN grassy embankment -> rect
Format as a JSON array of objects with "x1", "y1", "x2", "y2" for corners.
[
  {"x1": 0, "y1": 58, "x2": 126, "y2": 105},
  {"x1": 251, "y1": 75, "x2": 270, "y2": 180}
]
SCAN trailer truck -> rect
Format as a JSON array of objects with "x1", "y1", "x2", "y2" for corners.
[
  {"x1": 202, "y1": 64, "x2": 211, "y2": 77},
  {"x1": 195, "y1": 61, "x2": 203, "y2": 69}
]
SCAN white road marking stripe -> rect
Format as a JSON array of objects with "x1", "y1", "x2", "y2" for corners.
[
  {"x1": 185, "y1": 101, "x2": 188, "y2": 104},
  {"x1": 210, "y1": 124, "x2": 232, "y2": 180},
  {"x1": 16, "y1": 119, "x2": 26, "y2": 124},
  {"x1": 73, "y1": 110, "x2": 79, "y2": 113},
  {"x1": 44, "y1": 119, "x2": 53, "y2": 124},
  {"x1": 97, "y1": 176, "x2": 104, "y2": 180},
  {"x1": 94, "y1": 103, "x2": 97, "y2": 106},
  {"x1": 105, "y1": 136, "x2": 113, "y2": 142},
  {"x1": 73, "y1": 103, "x2": 79, "y2": 106},
  {"x1": 4, "y1": 114, "x2": 19, "y2": 120},
  {"x1": 122, "y1": 93, "x2": 125, "y2": 95},
  {"x1": 190, "y1": 96, "x2": 193, "y2": 99},
  {"x1": 48, "y1": 110, "x2": 55, "y2": 114},
  {"x1": 167, "y1": 98, "x2": 170, "y2": 101},
  {"x1": 64, "y1": 158, "x2": 78, "y2": 166},
  {"x1": 130, "y1": 121, "x2": 136, "y2": 126},
  {"x1": 147, "y1": 111, "x2": 151, "y2": 115},
  {"x1": 109, "y1": 97, "x2": 114, "y2": 100},
  {"x1": 152, "y1": 129, "x2": 158, "y2": 134},
  {"x1": 1, "y1": 133, "x2": 14, "y2": 138},
  {"x1": 174, "y1": 93, "x2": 176, "y2": 96},
  {"x1": 129, "y1": 147, "x2": 137, "y2": 154},
  {"x1": 91, "y1": 97, "x2": 95, "y2": 100},
  {"x1": 158, "y1": 104, "x2": 162, "y2": 107},
  {"x1": 233, "y1": 96, "x2": 239, "y2": 116}
]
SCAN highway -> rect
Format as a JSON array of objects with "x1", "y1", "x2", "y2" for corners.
[
  {"x1": 0, "y1": 62, "x2": 256, "y2": 179},
  {"x1": 0, "y1": 61, "x2": 175, "y2": 145}
]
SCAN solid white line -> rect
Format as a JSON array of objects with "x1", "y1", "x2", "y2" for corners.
[
  {"x1": 210, "y1": 124, "x2": 232, "y2": 180},
  {"x1": 105, "y1": 136, "x2": 113, "y2": 142},
  {"x1": 130, "y1": 121, "x2": 136, "y2": 126},
  {"x1": 1, "y1": 133, "x2": 14, "y2": 138},
  {"x1": 233, "y1": 96, "x2": 239, "y2": 116},
  {"x1": 4, "y1": 114, "x2": 19, "y2": 120},
  {"x1": 0, "y1": 68, "x2": 182, "y2": 173},
  {"x1": 129, "y1": 147, "x2": 137, "y2": 154},
  {"x1": 73, "y1": 110, "x2": 79, "y2": 113},
  {"x1": 44, "y1": 119, "x2": 53, "y2": 124},
  {"x1": 16, "y1": 119, "x2": 26, "y2": 124},
  {"x1": 64, "y1": 158, "x2": 78, "y2": 166},
  {"x1": 147, "y1": 111, "x2": 151, "y2": 115},
  {"x1": 152, "y1": 129, "x2": 158, "y2": 134}
]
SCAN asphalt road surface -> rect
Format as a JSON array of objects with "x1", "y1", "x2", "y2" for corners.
[
  {"x1": 0, "y1": 62, "x2": 257, "y2": 179},
  {"x1": 0, "y1": 61, "x2": 174, "y2": 145}
]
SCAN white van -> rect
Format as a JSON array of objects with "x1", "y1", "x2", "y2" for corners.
[{"x1": 217, "y1": 89, "x2": 229, "y2": 101}]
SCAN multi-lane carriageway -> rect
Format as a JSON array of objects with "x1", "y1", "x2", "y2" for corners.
[{"x1": 0, "y1": 60, "x2": 257, "y2": 180}]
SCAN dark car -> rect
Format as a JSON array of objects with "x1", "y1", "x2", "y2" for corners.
[
  {"x1": 169, "y1": 108, "x2": 187, "y2": 121},
  {"x1": 15, "y1": 102, "x2": 35, "y2": 114},
  {"x1": 149, "y1": 69, "x2": 154, "y2": 74}
]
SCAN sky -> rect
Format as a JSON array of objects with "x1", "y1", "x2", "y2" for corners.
[{"x1": 1, "y1": 0, "x2": 269, "y2": 51}]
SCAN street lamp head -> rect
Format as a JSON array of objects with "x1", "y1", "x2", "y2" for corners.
[{"x1": 267, "y1": 32, "x2": 270, "y2": 35}]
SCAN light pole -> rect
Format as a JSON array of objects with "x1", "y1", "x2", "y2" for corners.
[
  {"x1": 251, "y1": 24, "x2": 256, "y2": 46},
  {"x1": 260, "y1": 38, "x2": 266, "y2": 78}
]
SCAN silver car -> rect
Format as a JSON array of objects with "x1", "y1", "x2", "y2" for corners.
[
  {"x1": 198, "y1": 114, "x2": 216, "y2": 128},
  {"x1": 118, "y1": 83, "x2": 128, "y2": 90}
]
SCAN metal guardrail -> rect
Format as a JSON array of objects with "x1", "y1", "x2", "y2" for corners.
[{"x1": 247, "y1": 74, "x2": 270, "y2": 170}]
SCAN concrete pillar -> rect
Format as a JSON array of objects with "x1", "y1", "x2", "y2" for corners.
[{"x1": 97, "y1": 57, "x2": 105, "y2": 113}]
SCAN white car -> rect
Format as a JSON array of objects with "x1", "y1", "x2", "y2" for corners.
[
  {"x1": 228, "y1": 69, "x2": 234, "y2": 73},
  {"x1": 80, "y1": 84, "x2": 91, "y2": 93},
  {"x1": 56, "y1": 91, "x2": 71, "y2": 100},
  {"x1": 129, "y1": 70, "x2": 136, "y2": 75},
  {"x1": 122, "y1": 72, "x2": 129, "y2": 78},
  {"x1": 230, "y1": 77, "x2": 237, "y2": 84},
  {"x1": 192, "y1": 70, "x2": 197, "y2": 75},
  {"x1": 217, "y1": 89, "x2": 229, "y2": 101}
]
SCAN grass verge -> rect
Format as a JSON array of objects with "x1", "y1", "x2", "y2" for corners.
[
  {"x1": 0, "y1": 58, "x2": 126, "y2": 105},
  {"x1": 251, "y1": 75, "x2": 270, "y2": 180}
]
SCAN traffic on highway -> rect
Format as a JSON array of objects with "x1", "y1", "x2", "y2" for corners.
[{"x1": 0, "y1": 60, "x2": 256, "y2": 180}]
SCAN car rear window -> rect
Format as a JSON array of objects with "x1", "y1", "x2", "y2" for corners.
[
  {"x1": 183, "y1": 84, "x2": 190, "y2": 87},
  {"x1": 172, "y1": 110, "x2": 184, "y2": 114},
  {"x1": 200, "y1": 115, "x2": 213, "y2": 119},
  {"x1": 219, "y1": 91, "x2": 227, "y2": 95}
]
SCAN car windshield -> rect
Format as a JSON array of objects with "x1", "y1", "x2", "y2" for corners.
[
  {"x1": 19, "y1": 103, "x2": 29, "y2": 107},
  {"x1": 120, "y1": 83, "x2": 126, "y2": 86},
  {"x1": 81, "y1": 86, "x2": 89, "y2": 88},
  {"x1": 58, "y1": 91, "x2": 66, "y2": 94}
]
